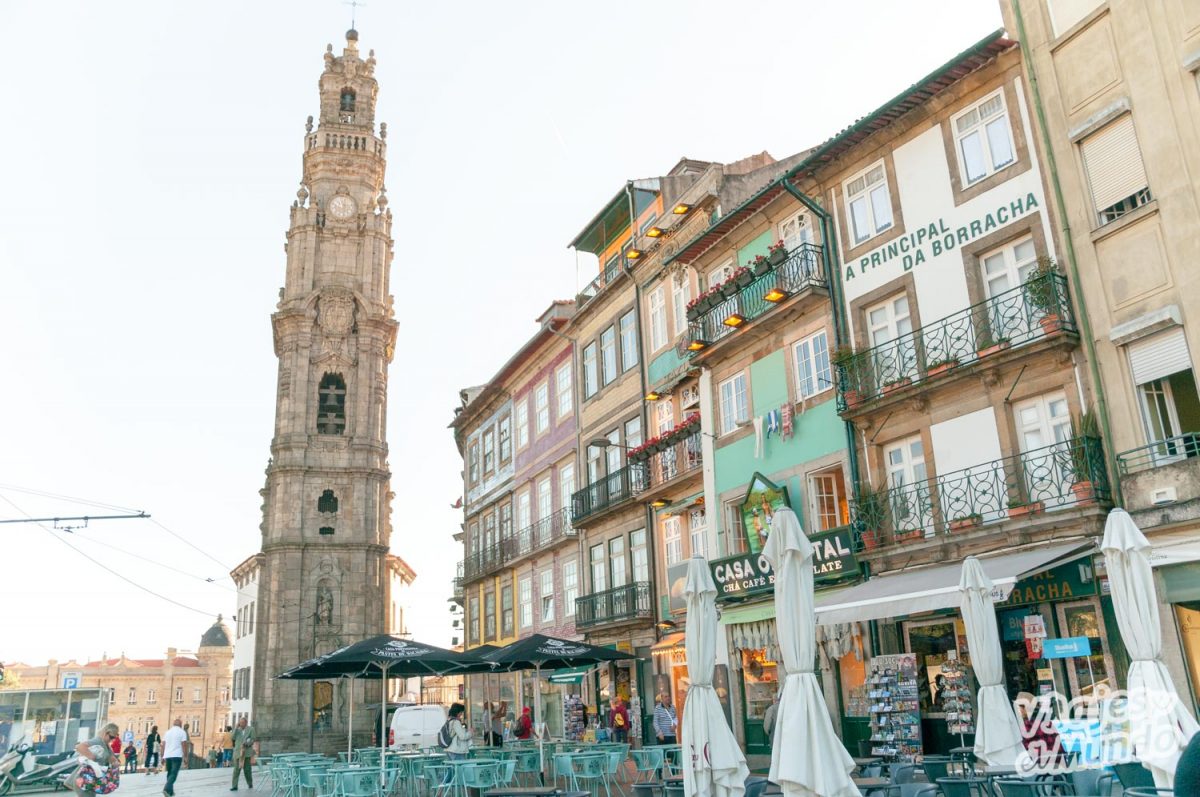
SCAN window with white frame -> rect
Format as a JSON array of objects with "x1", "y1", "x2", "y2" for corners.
[
  {"x1": 519, "y1": 576, "x2": 533, "y2": 628},
  {"x1": 655, "y1": 400, "x2": 675, "y2": 435},
  {"x1": 590, "y1": 544, "x2": 606, "y2": 593},
  {"x1": 147, "y1": 689, "x2": 156, "y2": 704},
  {"x1": 516, "y1": 490, "x2": 531, "y2": 533},
  {"x1": 1080, "y1": 115, "x2": 1152, "y2": 225},
  {"x1": 534, "y1": 382, "x2": 550, "y2": 434},
  {"x1": 515, "y1": 399, "x2": 529, "y2": 449},
  {"x1": 127, "y1": 688, "x2": 136, "y2": 705},
  {"x1": 582, "y1": 343, "x2": 598, "y2": 399},
  {"x1": 648, "y1": 287, "x2": 668, "y2": 352},
  {"x1": 810, "y1": 468, "x2": 849, "y2": 531},
  {"x1": 780, "y1": 210, "x2": 813, "y2": 251},
  {"x1": 845, "y1": 162, "x2": 894, "y2": 245},
  {"x1": 501, "y1": 585, "x2": 514, "y2": 635},
  {"x1": 671, "y1": 276, "x2": 689, "y2": 337},
  {"x1": 467, "y1": 442, "x2": 479, "y2": 486},
  {"x1": 794, "y1": 330, "x2": 832, "y2": 399},
  {"x1": 468, "y1": 596, "x2": 480, "y2": 644},
  {"x1": 619, "y1": 311, "x2": 638, "y2": 372},
  {"x1": 1127, "y1": 330, "x2": 1199, "y2": 463},
  {"x1": 719, "y1": 373, "x2": 749, "y2": 435},
  {"x1": 953, "y1": 91, "x2": 1015, "y2": 185},
  {"x1": 558, "y1": 463, "x2": 574, "y2": 513},
  {"x1": 556, "y1": 363, "x2": 572, "y2": 420},
  {"x1": 563, "y1": 559, "x2": 578, "y2": 616},
  {"x1": 725, "y1": 499, "x2": 746, "y2": 554},
  {"x1": 540, "y1": 569, "x2": 555, "y2": 624},
  {"x1": 498, "y1": 415, "x2": 511, "y2": 463},
  {"x1": 663, "y1": 516, "x2": 683, "y2": 565},
  {"x1": 600, "y1": 326, "x2": 618, "y2": 385},
  {"x1": 631, "y1": 529, "x2": 648, "y2": 582},
  {"x1": 536, "y1": 477, "x2": 552, "y2": 522},
  {"x1": 609, "y1": 536, "x2": 627, "y2": 587},
  {"x1": 688, "y1": 508, "x2": 707, "y2": 558},
  {"x1": 175, "y1": 687, "x2": 183, "y2": 703},
  {"x1": 482, "y1": 428, "x2": 495, "y2": 474},
  {"x1": 624, "y1": 416, "x2": 643, "y2": 451},
  {"x1": 484, "y1": 591, "x2": 496, "y2": 640}
]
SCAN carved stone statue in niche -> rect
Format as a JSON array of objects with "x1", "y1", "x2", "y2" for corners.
[{"x1": 316, "y1": 582, "x2": 335, "y2": 625}]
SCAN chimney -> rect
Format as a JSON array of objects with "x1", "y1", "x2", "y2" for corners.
[{"x1": 166, "y1": 647, "x2": 178, "y2": 662}]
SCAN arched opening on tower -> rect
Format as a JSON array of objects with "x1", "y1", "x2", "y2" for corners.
[
  {"x1": 340, "y1": 88, "x2": 356, "y2": 113},
  {"x1": 317, "y1": 373, "x2": 347, "y2": 434}
]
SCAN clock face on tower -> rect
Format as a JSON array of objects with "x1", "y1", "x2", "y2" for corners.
[{"x1": 328, "y1": 195, "x2": 356, "y2": 220}]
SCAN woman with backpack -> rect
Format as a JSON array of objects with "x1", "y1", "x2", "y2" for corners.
[{"x1": 443, "y1": 703, "x2": 472, "y2": 759}]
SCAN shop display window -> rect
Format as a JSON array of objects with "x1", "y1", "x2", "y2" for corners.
[
  {"x1": 1057, "y1": 600, "x2": 1114, "y2": 697},
  {"x1": 840, "y1": 649, "x2": 870, "y2": 717},
  {"x1": 740, "y1": 649, "x2": 779, "y2": 722},
  {"x1": 904, "y1": 619, "x2": 964, "y2": 716}
]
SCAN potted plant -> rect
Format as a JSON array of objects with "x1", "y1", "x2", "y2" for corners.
[
  {"x1": 767, "y1": 240, "x2": 788, "y2": 266},
  {"x1": 925, "y1": 356, "x2": 959, "y2": 378},
  {"x1": 1007, "y1": 499, "x2": 1045, "y2": 520},
  {"x1": 948, "y1": 513, "x2": 982, "y2": 532},
  {"x1": 1024, "y1": 256, "x2": 1064, "y2": 335},
  {"x1": 858, "y1": 529, "x2": 882, "y2": 551},
  {"x1": 833, "y1": 346, "x2": 863, "y2": 407},
  {"x1": 975, "y1": 328, "x2": 1011, "y2": 359},
  {"x1": 853, "y1": 485, "x2": 888, "y2": 550},
  {"x1": 1069, "y1": 408, "x2": 1100, "y2": 504},
  {"x1": 882, "y1": 376, "x2": 913, "y2": 395},
  {"x1": 732, "y1": 266, "x2": 754, "y2": 289},
  {"x1": 895, "y1": 528, "x2": 924, "y2": 543},
  {"x1": 751, "y1": 254, "x2": 772, "y2": 277}
]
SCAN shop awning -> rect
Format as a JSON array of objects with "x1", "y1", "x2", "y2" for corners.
[
  {"x1": 814, "y1": 541, "x2": 1094, "y2": 626},
  {"x1": 546, "y1": 665, "x2": 593, "y2": 685},
  {"x1": 719, "y1": 602, "x2": 776, "y2": 625},
  {"x1": 1148, "y1": 528, "x2": 1200, "y2": 568},
  {"x1": 650, "y1": 632, "x2": 686, "y2": 657}
]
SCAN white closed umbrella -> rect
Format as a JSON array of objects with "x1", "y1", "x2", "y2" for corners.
[
  {"x1": 1102, "y1": 509, "x2": 1199, "y2": 788},
  {"x1": 959, "y1": 557, "x2": 1026, "y2": 768},
  {"x1": 762, "y1": 508, "x2": 858, "y2": 797},
  {"x1": 682, "y1": 556, "x2": 749, "y2": 797}
]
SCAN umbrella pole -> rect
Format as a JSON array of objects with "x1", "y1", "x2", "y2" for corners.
[
  {"x1": 380, "y1": 662, "x2": 390, "y2": 788},
  {"x1": 535, "y1": 663, "x2": 544, "y2": 785},
  {"x1": 347, "y1": 676, "x2": 354, "y2": 760}
]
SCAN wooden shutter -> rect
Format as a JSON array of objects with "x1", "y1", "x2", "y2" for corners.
[
  {"x1": 1128, "y1": 328, "x2": 1192, "y2": 385},
  {"x1": 1080, "y1": 115, "x2": 1148, "y2": 213}
]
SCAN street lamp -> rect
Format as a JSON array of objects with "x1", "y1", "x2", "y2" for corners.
[{"x1": 587, "y1": 437, "x2": 633, "y2": 450}]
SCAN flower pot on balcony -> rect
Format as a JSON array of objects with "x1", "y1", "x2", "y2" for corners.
[
  {"x1": 843, "y1": 389, "x2": 864, "y2": 409},
  {"x1": 882, "y1": 377, "x2": 913, "y2": 395},
  {"x1": 948, "y1": 515, "x2": 982, "y2": 533},
  {"x1": 976, "y1": 340, "x2": 1011, "y2": 359},
  {"x1": 859, "y1": 530, "x2": 881, "y2": 551},
  {"x1": 768, "y1": 247, "x2": 788, "y2": 266},
  {"x1": 894, "y1": 528, "x2": 924, "y2": 543},
  {"x1": 1071, "y1": 480, "x2": 1096, "y2": 505},
  {"x1": 734, "y1": 270, "x2": 754, "y2": 289},
  {"x1": 1007, "y1": 501, "x2": 1045, "y2": 520},
  {"x1": 686, "y1": 304, "x2": 704, "y2": 323},
  {"x1": 926, "y1": 359, "x2": 959, "y2": 378},
  {"x1": 753, "y1": 257, "x2": 772, "y2": 277},
  {"x1": 1040, "y1": 314, "x2": 1063, "y2": 335}
]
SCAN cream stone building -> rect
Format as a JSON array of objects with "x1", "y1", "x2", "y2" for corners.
[
  {"x1": 250, "y1": 27, "x2": 409, "y2": 754},
  {"x1": 1000, "y1": 0, "x2": 1200, "y2": 709},
  {"x1": 10, "y1": 618, "x2": 232, "y2": 751}
]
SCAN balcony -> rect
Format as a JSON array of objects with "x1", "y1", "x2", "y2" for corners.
[
  {"x1": 572, "y1": 463, "x2": 649, "y2": 524},
  {"x1": 462, "y1": 544, "x2": 504, "y2": 582},
  {"x1": 686, "y1": 243, "x2": 826, "y2": 354},
  {"x1": 507, "y1": 507, "x2": 575, "y2": 561},
  {"x1": 575, "y1": 582, "x2": 653, "y2": 630},
  {"x1": 1117, "y1": 433, "x2": 1200, "y2": 530},
  {"x1": 575, "y1": 261, "x2": 624, "y2": 308},
  {"x1": 636, "y1": 427, "x2": 703, "y2": 497},
  {"x1": 850, "y1": 436, "x2": 1110, "y2": 552},
  {"x1": 452, "y1": 562, "x2": 464, "y2": 601},
  {"x1": 836, "y1": 273, "x2": 1076, "y2": 413}
]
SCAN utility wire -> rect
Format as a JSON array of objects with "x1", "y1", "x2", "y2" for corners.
[
  {"x1": 150, "y1": 518, "x2": 234, "y2": 572},
  {"x1": 0, "y1": 494, "x2": 221, "y2": 619}
]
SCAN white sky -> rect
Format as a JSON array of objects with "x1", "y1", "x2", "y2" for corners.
[{"x1": 0, "y1": 0, "x2": 1002, "y2": 666}]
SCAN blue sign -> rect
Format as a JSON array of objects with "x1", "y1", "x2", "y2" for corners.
[
  {"x1": 61, "y1": 677, "x2": 79, "y2": 689},
  {"x1": 1041, "y1": 636, "x2": 1091, "y2": 659}
]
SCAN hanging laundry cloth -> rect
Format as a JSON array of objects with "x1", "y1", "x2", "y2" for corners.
[
  {"x1": 765, "y1": 409, "x2": 780, "y2": 438},
  {"x1": 780, "y1": 403, "x2": 795, "y2": 440},
  {"x1": 753, "y1": 416, "x2": 764, "y2": 459}
]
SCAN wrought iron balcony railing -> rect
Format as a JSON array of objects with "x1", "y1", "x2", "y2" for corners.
[
  {"x1": 509, "y1": 507, "x2": 575, "y2": 560},
  {"x1": 574, "y1": 581, "x2": 653, "y2": 629},
  {"x1": 850, "y1": 436, "x2": 1109, "y2": 551},
  {"x1": 686, "y1": 243, "x2": 826, "y2": 352},
  {"x1": 639, "y1": 427, "x2": 703, "y2": 489},
  {"x1": 462, "y1": 543, "x2": 505, "y2": 582},
  {"x1": 1117, "y1": 432, "x2": 1200, "y2": 475},
  {"x1": 836, "y1": 273, "x2": 1076, "y2": 412},
  {"x1": 572, "y1": 462, "x2": 649, "y2": 523}
]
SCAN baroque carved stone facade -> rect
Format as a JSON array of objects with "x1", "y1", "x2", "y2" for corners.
[{"x1": 252, "y1": 28, "x2": 399, "y2": 754}]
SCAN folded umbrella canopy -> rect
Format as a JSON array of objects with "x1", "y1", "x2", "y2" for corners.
[
  {"x1": 959, "y1": 557, "x2": 1026, "y2": 769},
  {"x1": 682, "y1": 556, "x2": 749, "y2": 797},
  {"x1": 1102, "y1": 509, "x2": 1200, "y2": 788},
  {"x1": 483, "y1": 634, "x2": 637, "y2": 773},
  {"x1": 762, "y1": 509, "x2": 858, "y2": 797}
]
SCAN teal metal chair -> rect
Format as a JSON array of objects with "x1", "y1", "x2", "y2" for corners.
[
  {"x1": 461, "y1": 762, "x2": 503, "y2": 791},
  {"x1": 341, "y1": 769, "x2": 384, "y2": 797},
  {"x1": 496, "y1": 760, "x2": 517, "y2": 786},
  {"x1": 629, "y1": 749, "x2": 662, "y2": 783},
  {"x1": 513, "y1": 749, "x2": 542, "y2": 786},
  {"x1": 552, "y1": 752, "x2": 578, "y2": 791},
  {"x1": 422, "y1": 763, "x2": 458, "y2": 797},
  {"x1": 297, "y1": 765, "x2": 332, "y2": 797},
  {"x1": 605, "y1": 749, "x2": 628, "y2": 796},
  {"x1": 571, "y1": 754, "x2": 611, "y2": 797}
]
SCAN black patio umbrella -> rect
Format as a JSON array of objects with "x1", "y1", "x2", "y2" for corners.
[
  {"x1": 276, "y1": 635, "x2": 487, "y2": 764},
  {"x1": 481, "y1": 635, "x2": 637, "y2": 770}
]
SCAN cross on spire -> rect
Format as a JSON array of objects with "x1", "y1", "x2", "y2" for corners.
[{"x1": 344, "y1": 0, "x2": 366, "y2": 30}]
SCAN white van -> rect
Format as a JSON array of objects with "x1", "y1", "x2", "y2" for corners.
[{"x1": 389, "y1": 704, "x2": 447, "y2": 749}]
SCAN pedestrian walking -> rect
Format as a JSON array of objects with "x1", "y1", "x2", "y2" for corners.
[
  {"x1": 144, "y1": 726, "x2": 161, "y2": 774},
  {"x1": 162, "y1": 719, "x2": 188, "y2": 797},
  {"x1": 220, "y1": 727, "x2": 234, "y2": 767},
  {"x1": 611, "y1": 697, "x2": 629, "y2": 744},
  {"x1": 229, "y1": 717, "x2": 256, "y2": 791},
  {"x1": 123, "y1": 741, "x2": 138, "y2": 774}
]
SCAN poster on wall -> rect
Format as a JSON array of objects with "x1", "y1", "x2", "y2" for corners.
[{"x1": 741, "y1": 473, "x2": 790, "y2": 554}]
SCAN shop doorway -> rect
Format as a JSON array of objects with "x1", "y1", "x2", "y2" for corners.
[
  {"x1": 1055, "y1": 599, "x2": 1115, "y2": 698},
  {"x1": 739, "y1": 649, "x2": 779, "y2": 755},
  {"x1": 904, "y1": 618, "x2": 970, "y2": 755}
]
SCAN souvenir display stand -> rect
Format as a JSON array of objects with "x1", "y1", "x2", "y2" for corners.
[{"x1": 867, "y1": 653, "x2": 922, "y2": 761}]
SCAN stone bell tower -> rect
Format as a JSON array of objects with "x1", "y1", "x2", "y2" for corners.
[{"x1": 251, "y1": 29, "x2": 397, "y2": 753}]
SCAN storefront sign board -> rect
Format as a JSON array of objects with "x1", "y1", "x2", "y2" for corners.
[
  {"x1": 997, "y1": 560, "x2": 1097, "y2": 608},
  {"x1": 710, "y1": 526, "x2": 858, "y2": 601},
  {"x1": 1041, "y1": 636, "x2": 1091, "y2": 659}
]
